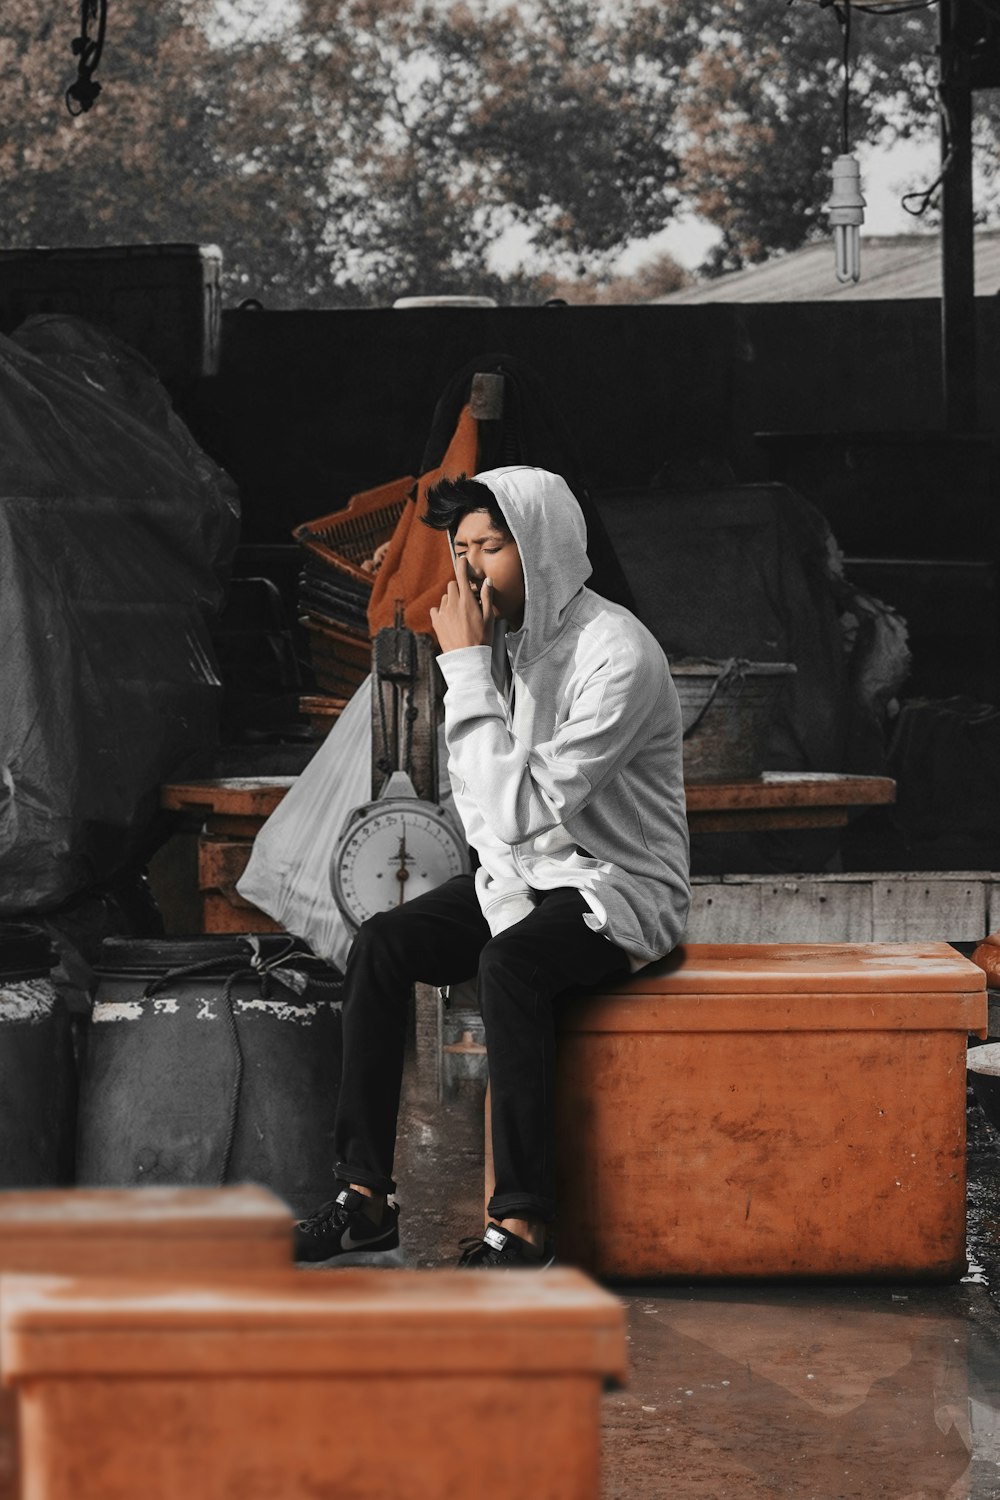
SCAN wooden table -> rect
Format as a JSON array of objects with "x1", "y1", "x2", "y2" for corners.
[
  {"x1": 685, "y1": 772, "x2": 895, "y2": 834},
  {"x1": 164, "y1": 772, "x2": 895, "y2": 835},
  {"x1": 161, "y1": 777, "x2": 296, "y2": 834},
  {"x1": 160, "y1": 772, "x2": 895, "y2": 932}
]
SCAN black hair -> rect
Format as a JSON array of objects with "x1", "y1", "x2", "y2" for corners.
[{"x1": 421, "y1": 475, "x2": 509, "y2": 537}]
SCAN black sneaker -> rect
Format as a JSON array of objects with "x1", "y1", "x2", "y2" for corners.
[
  {"x1": 294, "y1": 1189, "x2": 401, "y2": 1267},
  {"x1": 457, "y1": 1222, "x2": 555, "y2": 1269}
]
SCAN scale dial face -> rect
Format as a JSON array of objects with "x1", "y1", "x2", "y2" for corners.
[{"x1": 331, "y1": 799, "x2": 470, "y2": 928}]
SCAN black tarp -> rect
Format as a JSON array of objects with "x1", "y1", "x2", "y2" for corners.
[
  {"x1": 0, "y1": 315, "x2": 240, "y2": 914},
  {"x1": 592, "y1": 482, "x2": 909, "y2": 776},
  {"x1": 592, "y1": 483, "x2": 911, "y2": 873}
]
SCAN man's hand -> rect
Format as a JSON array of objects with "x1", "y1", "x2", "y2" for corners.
[{"x1": 429, "y1": 559, "x2": 494, "y2": 653}]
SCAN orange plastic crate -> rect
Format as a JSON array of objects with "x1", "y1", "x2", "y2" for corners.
[
  {"x1": 1, "y1": 1270, "x2": 624, "y2": 1500},
  {"x1": 0, "y1": 1187, "x2": 291, "y2": 1500},
  {"x1": 293, "y1": 477, "x2": 412, "y2": 588},
  {"x1": 549, "y1": 942, "x2": 986, "y2": 1280}
]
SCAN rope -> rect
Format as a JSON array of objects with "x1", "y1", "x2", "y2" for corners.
[{"x1": 682, "y1": 659, "x2": 750, "y2": 741}]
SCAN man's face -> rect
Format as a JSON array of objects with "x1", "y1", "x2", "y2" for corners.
[{"x1": 453, "y1": 508, "x2": 526, "y2": 631}]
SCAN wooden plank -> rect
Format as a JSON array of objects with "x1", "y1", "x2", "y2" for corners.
[
  {"x1": 201, "y1": 892, "x2": 283, "y2": 933},
  {"x1": 986, "y1": 880, "x2": 1000, "y2": 936},
  {"x1": 755, "y1": 879, "x2": 873, "y2": 943},
  {"x1": 162, "y1": 778, "x2": 295, "y2": 819},
  {"x1": 689, "y1": 876, "x2": 875, "y2": 936},
  {"x1": 685, "y1": 882, "x2": 762, "y2": 943},
  {"x1": 688, "y1": 878, "x2": 872, "y2": 943},
  {"x1": 873, "y1": 877, "x2": 988, "y2": 942},
  {"x1": 197, "y1": 835, "x2": 252, "y2": 891},
  {"x1": 689, "y1": 808, "x2": 849, "y2": 833},
  {"x1": 689, "y1": 872, "x2": 1000, "y2": 945},
  {"x1": 684, "y1": 774, "x2": 895, "y2": 814}
]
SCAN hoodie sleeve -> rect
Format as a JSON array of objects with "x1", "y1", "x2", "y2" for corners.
[{"x1": 438, "y1": 640, "x2": 665, "y2": 848}]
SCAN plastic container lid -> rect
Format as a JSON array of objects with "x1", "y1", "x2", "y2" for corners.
[
  {"x1": 0, "y1": 1269, "x2": 626, "y2": 1382},
  {"x1": 392, "y1": 295, "x2": 497, "y2": 308},
  {"x1": 0, "y1": 1187, "x2": 292, "y2": 1277},
  {"x1": 0, "y1": 1186, "x2": 290, "y2": 1241},
  {"x1": 97, "y1": 934, "x2": 339, "y2": 979},
  {"x1": 560, "y1": 942, "x2": 988, "y2": 1036}
]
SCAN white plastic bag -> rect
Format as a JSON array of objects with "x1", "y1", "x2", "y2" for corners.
[
  {"x1": 237, "y1": 675, "x2": 457, "y2": 973},
  {"x1": 236, "y1": 680, "x2": 374, "y2": 972}
]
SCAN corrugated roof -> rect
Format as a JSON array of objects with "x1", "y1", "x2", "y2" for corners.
[{"x1": 657, "y1": 231, "x2": 1000, "y2": 303}]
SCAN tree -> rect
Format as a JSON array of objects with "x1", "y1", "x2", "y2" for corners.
[
  {"x1": 675, "y1": 1, "x2": 941, "y2": 273},
  {"x1": 467, "y1": 0, "x2": 694, "y2": 272},
  {"x1": 537, "y1": 252, "x2": 689, "y2": 304},
  {"x1": 1, "y1": 0, "x2": 337, "y2": 304},
  {"x1": 291, "y1": 0, "x2": 700, "y2": 301},
  {"x1": 3, "y1": 1, "x2": 982, "y2": 305}
]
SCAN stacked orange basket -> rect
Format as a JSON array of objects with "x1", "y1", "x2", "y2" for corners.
[{"x1": 294, "y1": 476, "x2": 414, "y2": 705}]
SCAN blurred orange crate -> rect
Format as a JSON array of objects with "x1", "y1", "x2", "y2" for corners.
[
  {"x1": 0, "y1": 1187, "x2": 291, "y2": 1500},
  {"x1": 2, "y1": 1269, "x2": 624, "y2": 1500}
]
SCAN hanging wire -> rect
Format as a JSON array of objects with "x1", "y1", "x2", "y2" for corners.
[
  {"x1": 66, "y1": 0, "x2": 108, "y2": 115},
  {"x1": 836, "y1": 2, "x2": 852, "y2": 154},
  {"x1": 851, "y1": 2, "x2": 938, "y2": 12},
  {"x1": 792, "y1": 0, "x2": 945, "y2": 209},
  {"x1": 902, "y1": 91, "x2": 958, "y2": 213},
  {"x1": 790, "y1": 1, "x2": 938, "y2": 12}
]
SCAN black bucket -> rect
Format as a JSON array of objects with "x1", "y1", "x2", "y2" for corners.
[
  {"x1": 0, "y1": 923, "x2": 76, "y2": 1188},
  {"x1": 76, "y1": 934, "x2": 343, "y2": 1216}
]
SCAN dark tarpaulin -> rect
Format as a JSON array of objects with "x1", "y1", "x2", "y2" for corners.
[
  {"x1": 886, "y1": 697, "x2": 1000, "y2": 870},
  {"x1": 591, "y1": 482, "x2": 911, "y2": 874},
  {"x1": 591, "y1": 482, "x2": 908, "y2": 777},
  {"x1": 0, "y1": 315, "x2": 240, "y2": 915}
]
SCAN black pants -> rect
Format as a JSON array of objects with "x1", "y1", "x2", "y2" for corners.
[{"x1": 333, "y1": 873, "x2": 628, "y2": 1223}]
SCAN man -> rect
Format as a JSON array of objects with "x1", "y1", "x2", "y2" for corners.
[{"x1": 294, "y1": 465, "x2": 690, "y2": 1268}]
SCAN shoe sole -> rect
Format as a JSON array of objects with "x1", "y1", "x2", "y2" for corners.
[
  {"x1": 458, "y1": 1252, "x2": 557, "y2": 1270},
  {"x1": 296, "y1": 1247, "x2": 407, "y2": 1270}
]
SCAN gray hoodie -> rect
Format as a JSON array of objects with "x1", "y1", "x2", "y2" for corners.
[{"x1": 436, "y1": 465, "x2": 690, "y2": 969}]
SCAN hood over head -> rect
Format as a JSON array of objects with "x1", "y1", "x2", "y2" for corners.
[{"x1": 473, "y1": 465, "x2": 592, "y2": 660}]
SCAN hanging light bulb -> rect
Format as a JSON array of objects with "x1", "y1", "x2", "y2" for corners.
[{"x1": 827, "y1": 153, "x2": 866, "y2": 284}]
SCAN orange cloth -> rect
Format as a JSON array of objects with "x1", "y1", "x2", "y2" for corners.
[{"x1": 368, "y1": 404, "x2": 479, "y2": 635}]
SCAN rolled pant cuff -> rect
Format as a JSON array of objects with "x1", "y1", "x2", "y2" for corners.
[
  {"x1": 335, "y1": 1162, "x2": 397, "y2": 1196},
  {"x1": 487, "y1": 1193, "x2": 555, "y2": 1225}
]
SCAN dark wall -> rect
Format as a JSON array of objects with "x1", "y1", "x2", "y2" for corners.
[{"x1": 180, "y1": 298, "x2": 1000, "y2": 549}]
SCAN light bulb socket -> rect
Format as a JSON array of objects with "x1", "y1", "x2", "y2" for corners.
[{"x1": 827, "y1": 153, "x2": 866, "y2": 228}]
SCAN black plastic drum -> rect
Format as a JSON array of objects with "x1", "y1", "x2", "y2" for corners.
[
  {"x1": 0, "y1": 922, "x2": 75, "y2": 1187},
  {"x1": 76, "y1": 934, "x2": 343, "y2": 1216}
]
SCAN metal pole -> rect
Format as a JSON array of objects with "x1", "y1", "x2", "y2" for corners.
[{"x1": 939, "y1": 0, "x2": 978, "y2": 431}]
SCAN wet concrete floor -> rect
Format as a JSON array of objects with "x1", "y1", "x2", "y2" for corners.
[{"x1": 391, "y1": 1051, "x2": 1000, "y2": 1499}]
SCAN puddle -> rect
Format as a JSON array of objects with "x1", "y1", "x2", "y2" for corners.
[{"x1": 604, "y1": 1284, "x2": 1000, "y2": 1498}]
